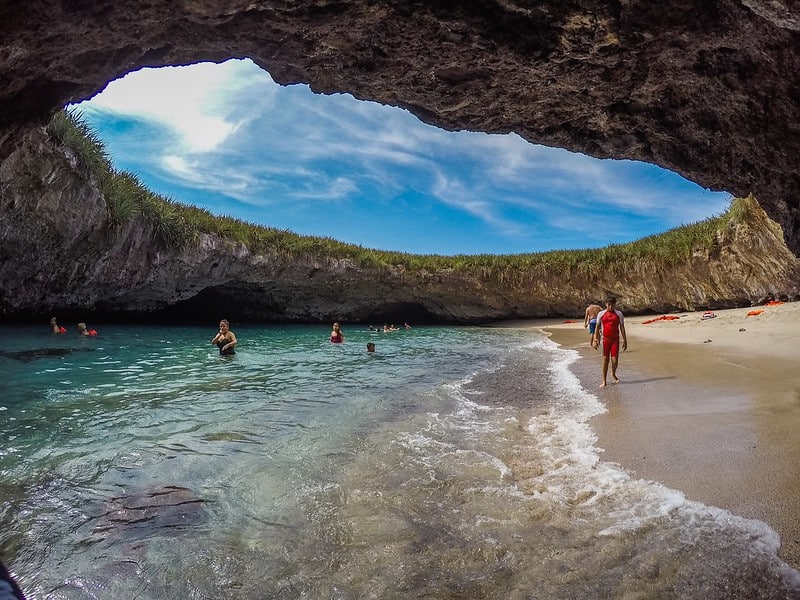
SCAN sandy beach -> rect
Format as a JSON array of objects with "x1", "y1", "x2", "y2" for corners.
[{"x1": 519, "y1": 302, "x2": 800, "y2": 569}]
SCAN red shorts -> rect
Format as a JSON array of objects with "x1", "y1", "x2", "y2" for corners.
[{"x1": 602, "y1": 336, "x2": 620, "y2": 358}]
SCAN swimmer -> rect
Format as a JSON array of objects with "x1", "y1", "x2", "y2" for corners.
[
  {"x1": 211, "y1": 319, "x2": 237, "y2": 355},
  {"x1": 77, "y1": 322, "x2": 97, "y2": 336},
  {"x1": 330, "y1": 322, "x2": 345, "y2": 344},
  {"x1": 49, "y1": 317, "x2": 65, "y2": 334}
]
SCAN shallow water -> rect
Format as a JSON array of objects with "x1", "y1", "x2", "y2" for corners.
[{"x1": 1, "y1": 323, "x2": 798, "y2": 599}]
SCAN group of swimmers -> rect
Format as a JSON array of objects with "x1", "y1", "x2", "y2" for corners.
[
  {"x1": 367, "y1": 323, "x2": 411, "y2": 332},
  {"x1": 50, "y1": 315, "x2": 399, "y2": 356},
  {"x1": 208, "y1": 319, "x2": 406, "y2": 357},
  {"x1": 49, "y1": 317, "x2": 97, "y2": 336},
  {"x1": 335, "y1": 322, "x2": 411, "y2": 347}
]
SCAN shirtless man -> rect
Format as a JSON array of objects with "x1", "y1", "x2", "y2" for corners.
[
  {"x1": 591, "y1": 296, "x2": 627, "y2": 387},
  {"x1": 583, "y1": 302, "x2": 603, "y2": 345}
]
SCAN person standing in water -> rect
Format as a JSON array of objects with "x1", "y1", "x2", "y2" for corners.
[
  {"x1": 77, "y1": 322, "x2": 97, "y2": 336},
  {"x1": 330, "y1": 322, "x2": 345, "y2": 344},
  {"x1": 583, "y1": 302, "x2": 603, "y2": 345},
  {"x1": 591, "y1": 296, "x2": 627, "y2": 387},
  {"x1": 49, "y1": 317, "x2": 66, "y2": 334},
  {"x1": 211, "y1": 319, "x2": 237, "y2": 355}
]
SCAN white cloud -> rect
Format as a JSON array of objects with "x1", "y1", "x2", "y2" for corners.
[
  {"x1": 86, "y1": 61, "x2": 270, "y2": 153},
  {"x1": 162, "y1": 154, "x2": 192, "y2": 176},
  {"x1": 293, "y1": 176, "x2": 360, "y2": 201}
]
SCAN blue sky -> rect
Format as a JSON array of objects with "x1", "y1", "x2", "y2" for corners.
[{"x1": 74, "y1": 59, "x2": 730, "y2": 256}]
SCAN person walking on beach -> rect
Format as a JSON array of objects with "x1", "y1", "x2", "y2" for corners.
[
  {"x1": 211, "y1": 319, "x2": 237, "y2": 355},
  {"x1": 583, "y1": 302, "x2": 603, "y2": 345},
  {"x1": 591, "y1": 296, "x2": 627, "y2": 387}
]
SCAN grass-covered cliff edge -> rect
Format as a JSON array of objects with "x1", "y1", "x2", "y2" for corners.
[{"x1": 1, "y1": 111, "x2": 798, "y2": 324}]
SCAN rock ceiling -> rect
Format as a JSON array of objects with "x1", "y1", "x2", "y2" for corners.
[{"x1": 1, "y1": 1, "x2": 799, "y2": 253}]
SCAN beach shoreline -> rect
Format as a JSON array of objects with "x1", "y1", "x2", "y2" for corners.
[{"x1": 496, "y1": 303, "x2": 800, "y2": 569}]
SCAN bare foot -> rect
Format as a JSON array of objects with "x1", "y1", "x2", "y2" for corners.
[
  {"x1": 612, "y1": 376, "x2": 620, "y2": 384},
  {"x1": 599, "y1": 382, "x2": 607, "y2": 388}
]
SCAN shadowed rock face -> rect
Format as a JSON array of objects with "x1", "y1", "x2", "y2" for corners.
[{"x1": 0, "y1": 1, "x2": 799, "y2": 255}]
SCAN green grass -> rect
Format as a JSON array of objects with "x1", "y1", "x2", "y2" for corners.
[
  {"x1": 46, "y1": 109, "x2": 754, "y2": 276},
  {"x1": 46, "y1": 109, "x2": 111, "y2": 178}
]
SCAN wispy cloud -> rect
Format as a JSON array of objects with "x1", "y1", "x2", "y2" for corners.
[
  {"x1": 75, "y1": 59, "x2": 730, "y2": 255},
  {"x1": 431, "y1": 169, "x2": 525, "y2": 237}
]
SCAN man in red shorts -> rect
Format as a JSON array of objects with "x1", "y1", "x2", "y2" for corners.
[{"x1": 591, "y1": 295, "x2": 628, "y2": 387}]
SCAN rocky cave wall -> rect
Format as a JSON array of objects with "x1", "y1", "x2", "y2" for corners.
[{"x1": 1, "y1": 1, "x2": 800, "y2": 322}]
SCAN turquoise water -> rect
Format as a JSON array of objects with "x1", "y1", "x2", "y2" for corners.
[{"x1": 1, "y1": 323, "x2": 798, "y2": 599}]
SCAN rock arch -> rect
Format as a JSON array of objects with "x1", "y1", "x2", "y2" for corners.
[{"x1": 1, "y1": 1, "x2": 799, "y2": 253}]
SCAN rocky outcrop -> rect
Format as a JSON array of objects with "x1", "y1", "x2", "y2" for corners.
[
  {"x1": 1, "y1": 127, "x2": 798, "y2": 323},
  {"x1": 1, "y1": 1, "x2": 800, "y2": 257}
]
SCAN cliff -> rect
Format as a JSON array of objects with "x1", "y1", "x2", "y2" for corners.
[{"x1": 1, "y1": 126, "x2": 798, "y2": 324}]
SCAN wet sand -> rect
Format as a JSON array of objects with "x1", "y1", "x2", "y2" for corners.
[{"x1": 504, "y1": 303, "x2": 800, "y2": 568}]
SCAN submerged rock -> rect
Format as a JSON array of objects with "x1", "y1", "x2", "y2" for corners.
[
  {"x1": 91, "y1": 485, "x2": 209, "y2": 540},
  {"x1": 0, "y1": 347, "x2": 94, "y2": 362}
]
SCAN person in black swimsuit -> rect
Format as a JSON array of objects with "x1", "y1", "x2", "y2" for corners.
[{"x1": 211, "y1": 319, "x2": 237, "y2": 355}]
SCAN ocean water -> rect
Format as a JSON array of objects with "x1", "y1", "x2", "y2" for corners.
[{"x1": 0, "y1": 323, "x2": 798, "y2": 600}]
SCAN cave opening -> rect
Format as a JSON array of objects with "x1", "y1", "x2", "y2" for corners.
[{"x1": 71, "y1": 58, "x2": 731, "y2": 258}]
